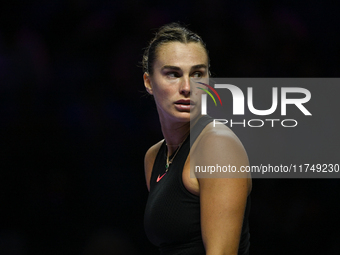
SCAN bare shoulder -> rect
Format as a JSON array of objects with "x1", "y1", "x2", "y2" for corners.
[
  {"x1": 145, "y1": 139, "x2": 164, "y2": 191},
  {"x1": 192, "y1": 121, "x2": 248, "y2": 163},
  {"x1": 191, "y1": 121, "x2": 252, "y2": 193}
]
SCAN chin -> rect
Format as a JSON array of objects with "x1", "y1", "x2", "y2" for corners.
[
  {"x1": 176, "y1": 110, "x2": 202, "y2": 124},
  {"x1": 174, "y1": 112, "x2": 191, "y2": 122}
]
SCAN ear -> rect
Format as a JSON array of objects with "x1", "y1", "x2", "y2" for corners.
[{"x1": 143, "y1": 72, "x2": 153, "y2": 95}]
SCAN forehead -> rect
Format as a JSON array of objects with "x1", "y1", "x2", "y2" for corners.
[{"x1": 154, "y1": 42, "x2": 208, "y2": 69}]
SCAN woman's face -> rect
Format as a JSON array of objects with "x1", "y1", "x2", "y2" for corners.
[{"x1": 144, "y1": 41, "x2": 209, "y2": 124}]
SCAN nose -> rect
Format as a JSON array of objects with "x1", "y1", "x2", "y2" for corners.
[{"x1": 180, "y1": 77, "x2": 191, "y2": 96}]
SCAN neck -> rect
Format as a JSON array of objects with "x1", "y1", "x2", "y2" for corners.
[
  {"x1": 161, "y1": 122, "x2": 190, "y2": 155},
  {"x1": 160, "y1": 115, "x2": 202, "y2": 155}
]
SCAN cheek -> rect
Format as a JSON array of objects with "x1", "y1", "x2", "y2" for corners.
[
  {"x1": 191, "y1": 87, "x2": 204, "y2": 98},
  {"x1": 152, "y1": 80, "x2": 175, "y2": 97},
  {"x1": 153, "y1": 86, "x2": 173, "y2": 102},
  {"x1": 150, "y1": 75, "x2": 179, "y2": 102}
]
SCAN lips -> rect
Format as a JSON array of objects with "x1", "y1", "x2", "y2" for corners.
[
  {"x1": 174, "y1": 99, "x2": 194, "y2": 111},
  {"x1": 174, "y1": 99, "x2": 193, "y2": 105}
]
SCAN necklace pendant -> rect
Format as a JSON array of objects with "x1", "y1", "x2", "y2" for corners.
[{"x1": 165, "y1": 163, "x2": 169, "y2": 169}]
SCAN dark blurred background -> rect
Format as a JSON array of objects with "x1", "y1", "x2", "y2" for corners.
[{"x1": 1, "y1": 0, "x2": 339, "y2": 254}]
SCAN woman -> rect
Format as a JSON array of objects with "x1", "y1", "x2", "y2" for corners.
[{"x1": 143, "y1": 23, "x2": 251, "y2": 255}]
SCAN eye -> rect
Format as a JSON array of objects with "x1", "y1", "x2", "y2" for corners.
[
  {"x1": 192, "y1": 72, "x2": 203, "y2": 78},
  {"x1": 166, "y1": 72, "x2": 180, "y2": 78}
]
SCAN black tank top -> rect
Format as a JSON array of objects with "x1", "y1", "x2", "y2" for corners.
[{"x1": 144, "y1": 116, "x2": 250, "y2": 255}]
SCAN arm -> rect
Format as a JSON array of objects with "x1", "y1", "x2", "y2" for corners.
[{"x1": 193, "y1": 128, "x2": 251, "y2": 255}]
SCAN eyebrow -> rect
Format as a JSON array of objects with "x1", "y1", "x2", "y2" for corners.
[
  {"x1": 161, "y1": 64, "x2": 208, "y2": 71},
  {"x1": 161, "y1": 65, "x2": 181, "y2": 71},
  {"x1": 191, "y1": 64, "x2": 208, "y2": 70}
]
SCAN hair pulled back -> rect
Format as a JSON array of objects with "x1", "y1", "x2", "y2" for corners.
[{"x1": 142, "y1": 23, "x2": 209, "y2": 75}]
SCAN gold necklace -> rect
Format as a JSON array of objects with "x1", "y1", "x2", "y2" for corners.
[
  {"x1": 156, "y1": 136, "x2": 188, "y2": 183},
  {"x1": 165, "y1": 143, "x2": 183, "y2": 171}
]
